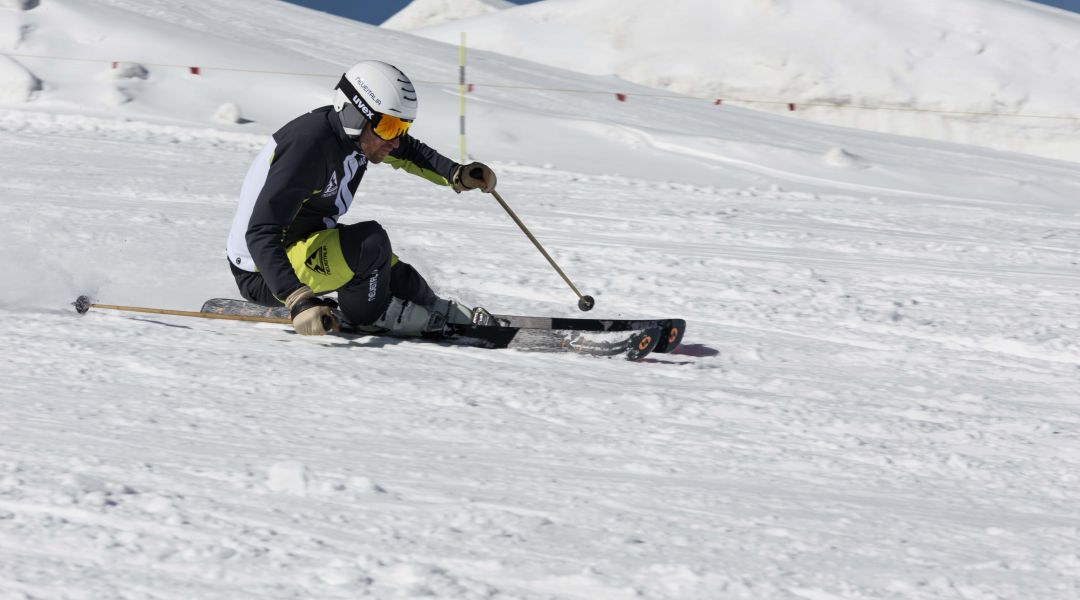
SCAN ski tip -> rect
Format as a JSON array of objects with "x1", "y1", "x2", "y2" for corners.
[{"x1": 73, "y1": 295, "x2": 91, "y2": 314}]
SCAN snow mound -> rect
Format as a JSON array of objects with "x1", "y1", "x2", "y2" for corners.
[
  {"x1": 0, "y1": 54, "x2": 40, "y2": 102},
  {"x1": 381, "y1": 0, "x2": 512, "y2": 31},
  {"x1": 214, "y1": 101, "x2": 244, "y2": 124},
  {"x1": 416, "y1": 0, "x2": 1080, "y2": 163},
  {"x1": 95, "y1": 64, "x2": 148, "y2": 106},
  {"x1": 98, "y1": 62, "x2": 149, "y2": 81},
  {"x1": 0, "y1": 0, "x2": 39, "y2": 11},
  {"x1": 823, "y1": 147, "x2": 866, "y2": 169}
]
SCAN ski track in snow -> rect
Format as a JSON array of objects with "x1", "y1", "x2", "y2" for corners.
[{"x1": 2, "y1": 96, "x2": 1080, "y2": 600}]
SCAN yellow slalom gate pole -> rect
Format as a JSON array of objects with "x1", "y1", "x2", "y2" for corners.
[
  {"x1": 459, "y1": 32, "x2": 467, "y2": 164},
  {"x1": 72, "y1": 295, "x2": 290, "y2": 325}
]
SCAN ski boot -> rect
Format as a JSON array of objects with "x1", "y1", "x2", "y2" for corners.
[{"x1": 361, "y1": 297, "x2": 498, "y2": 338}]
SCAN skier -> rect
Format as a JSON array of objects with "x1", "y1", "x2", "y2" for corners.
[{"x1": 225, "y1": 60, "x2": 497, "y2": 336}]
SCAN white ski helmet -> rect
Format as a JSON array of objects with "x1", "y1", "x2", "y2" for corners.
[{"x1": 333, "y1": 60, "x2": 417, "y2": 138}]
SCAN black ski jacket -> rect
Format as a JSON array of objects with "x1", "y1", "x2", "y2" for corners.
[{"x1": 226, "y1": 106, "x2": 458, "y2": 301}]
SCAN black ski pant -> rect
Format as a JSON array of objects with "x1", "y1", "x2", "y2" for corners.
[{"x1": 231, "y1": 221, "x2": 438, "y2": 325}]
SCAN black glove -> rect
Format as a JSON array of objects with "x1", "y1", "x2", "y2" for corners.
[
  {"x1": 284, "y1": 286, "x2": 338, "y2": 335},
  {"x1": 452, "y1": 162, "x2": 497, "y2": 193}
]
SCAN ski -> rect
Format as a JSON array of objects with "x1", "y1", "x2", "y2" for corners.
[
  {"x1": 199, "y1": 298, "x2": 668, "y2": 360},
  {"x1": 200, "y1": 298, "x2": 291, "y2": 320}
]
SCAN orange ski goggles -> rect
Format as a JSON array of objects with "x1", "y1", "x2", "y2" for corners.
[
  {"x1": 337, "y1": 74, "x2": 412, "y2": 140},
  {"x1": 370, "y1": 112, "x2": 411, "y2": 140}
]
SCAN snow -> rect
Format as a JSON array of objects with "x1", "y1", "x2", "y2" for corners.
[
  {"x1": 213, "y1": 101, "x2": 245, "y2": 124},
  {"x1": 1, "y1": 0, "x2": 1079, "y2": 598},
  {"x1": 0, "y1": 0, "x2": 38, "y2": 11},
  {"x1": 381, "y1": 0, "x2": 513, "y2": 31},
  {"x1": 0, "y1": 55, "x2": 38, "y2": 102},
  {"x1": 414, "y1": 0, "x2": 1080, "y2": 164}
]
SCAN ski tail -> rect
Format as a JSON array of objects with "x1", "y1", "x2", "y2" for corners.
[{"x1": 201, "y1": 298, "x2": 289, "y2": 320}]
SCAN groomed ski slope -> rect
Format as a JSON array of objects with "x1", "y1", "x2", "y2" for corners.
[{"x1": 1, "y1": 1, "x2": 1080, "y2": 598}]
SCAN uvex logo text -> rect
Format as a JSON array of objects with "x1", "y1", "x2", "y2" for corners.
[{"x1": 352, "y1": 95, "x2": 377, "y2": 120}]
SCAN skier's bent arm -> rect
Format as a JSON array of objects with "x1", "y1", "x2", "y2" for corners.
[
  {"x1": 384, "y1": 134, "x2": 458, "y2": 186},
  {"x1": 245, "y1": 141, "x2": 320, "y2": 302},
  {"x1": 383, "y1": 134, "x2": 496, "y2": 193}
]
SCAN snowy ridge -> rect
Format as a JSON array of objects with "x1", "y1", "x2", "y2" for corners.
[
  {"x1": 381, "y1": 0, "x2": 513, "y2": 30},
  {"x1": 0, "y1": 0, "x2": 1079, "y2": 598},
  {"x1": 416, "y1": 0, "x2": 1080, "y2": 163}
]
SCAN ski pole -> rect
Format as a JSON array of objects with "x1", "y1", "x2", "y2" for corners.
[
  {"x1": 487, "y1": 188, "x2": 595, "y2": 312},
  {"x1": 73, "y1": 295, "x2": 291, "y2": 325}
]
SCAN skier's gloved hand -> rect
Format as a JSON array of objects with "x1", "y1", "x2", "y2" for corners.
[
  {"x1": 452, "y1": 162, "x2": 497, "y2": 193},
  {"x1": 284, "y1": 286, "x2": 338, "y2": 336}
]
